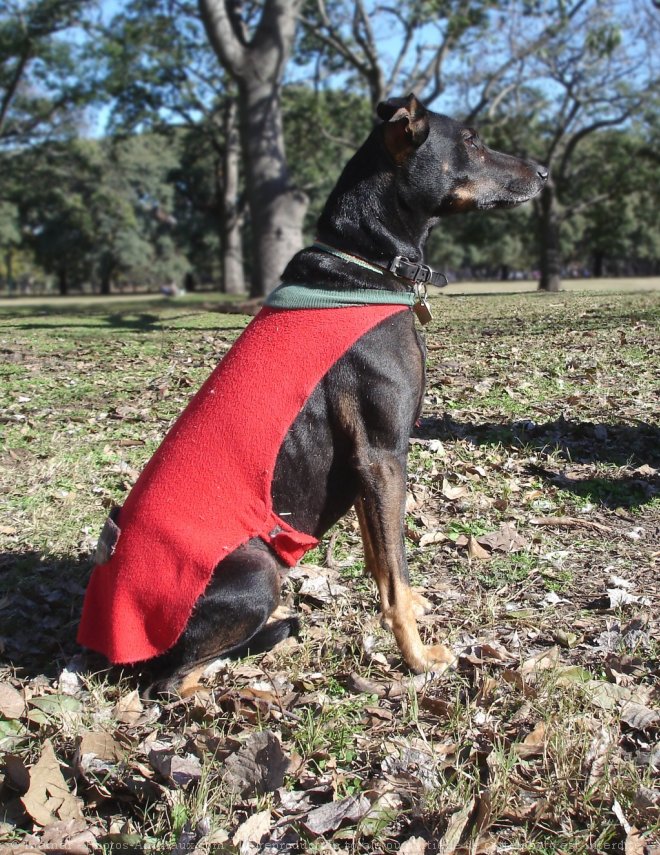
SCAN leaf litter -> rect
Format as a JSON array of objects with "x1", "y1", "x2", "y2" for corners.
[{"x1": 0, "y1": 291, "x2": 658, "y2": 852}]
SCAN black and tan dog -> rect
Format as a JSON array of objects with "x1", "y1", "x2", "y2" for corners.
[{"x1": 88, "y1": 94, "x2": 547, "y2": 694}]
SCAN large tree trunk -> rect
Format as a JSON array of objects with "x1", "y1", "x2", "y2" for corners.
[
  {"x1": 58, "y1": 268, "x2": 68, "y2": 296},
  {"x1": 538, "y1": 183, "x2": 562, "y2": 292},
  {"x1": 239, "y1": 79, "x2": 307, "y2": 297},
  {"x1": 593, "y1": 251, "x2": 604, "y2": 278},
  {"x1": 198, "y1": 0, "x2": 307, "y2": 297},
  {"x1": 220, "y1": 98, "x2": 245, "y2": 295},
  {"x1": 5, "y1": 250, "x2": 14, "y2": 293}
]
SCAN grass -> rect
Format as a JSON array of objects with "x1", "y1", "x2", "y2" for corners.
[{"x1": 0, "y1": 285, "x2": 658, "y2": 852}]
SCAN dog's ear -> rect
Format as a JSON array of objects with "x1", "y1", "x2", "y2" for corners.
[{"x1": 377, "y1": 93, "x2": 430, "y2": 160}]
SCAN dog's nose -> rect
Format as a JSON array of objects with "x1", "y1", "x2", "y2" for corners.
[{"x1": 537, "y1": 166, "x2": 549, "y2": 182}]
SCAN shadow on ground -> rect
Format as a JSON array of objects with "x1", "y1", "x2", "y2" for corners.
[
  {"x1": 8, "y1": 312, "x2": 247, "y2": 335},
  {"x1": 1, "y1": 297, "x2": 250, "y2": 334},
  {"x1": 0, "y1": 551, "x2": 97, "y2": 678},
  {"x1": 416, "y1": 415, "x2": 660, "y2": 509}
]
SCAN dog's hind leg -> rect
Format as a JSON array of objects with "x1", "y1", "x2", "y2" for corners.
[{"x1": 146, "y1": 540, "x2": 293, "y2": 696}]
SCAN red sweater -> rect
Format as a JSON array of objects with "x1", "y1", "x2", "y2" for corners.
[{"x1": 78, "y1": 304, "x2": 408, "y2": 663}]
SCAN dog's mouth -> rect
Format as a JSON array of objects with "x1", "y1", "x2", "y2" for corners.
[
  {"x1": 476, "y1": 177, "x2": 546, "y2": 209},
  {"x1": 493, "y1": 189, "x2": 542, "y2": 208},
  {"x1": 441, "y1": 171, "x2": 546, "y2": 214}
]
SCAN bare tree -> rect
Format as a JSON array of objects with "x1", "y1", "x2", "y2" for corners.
[
  {"x1": 301, "y1": 0, "x2": 658, "y2": 292},
  {"x1": 198, "y1": 0, "x2": 307, "y2": 296},
  {"x1": 474, "y1": 0, "x2": 660, "y2": 290},
  {"x1": 300, "y1": 0, "x2": 492, "y2": 111},
  {"x1": 299, "y1": 0, "x2": 588, "y2": 116}
]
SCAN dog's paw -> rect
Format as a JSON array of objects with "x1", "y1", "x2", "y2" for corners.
[
  {"x1": 411, "y1": 590, "x2": 434, "y2": 617},
  {"x1": 144, "y1": 664, "x2": 207, "y2": 700},
  {"x1": 420, "y1": 643, "x2": 457, "y2": 674}
]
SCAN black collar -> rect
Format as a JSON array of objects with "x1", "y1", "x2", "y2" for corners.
[{"x1": 313, "y1": 242, "x2": 448, "y2": 289}]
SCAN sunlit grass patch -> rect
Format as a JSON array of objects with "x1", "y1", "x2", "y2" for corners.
[{"x1": 0, "y1": 290, "x2": 658, "y2": 850}]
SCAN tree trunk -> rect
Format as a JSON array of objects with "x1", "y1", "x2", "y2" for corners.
[
  {"x1": 198, "y1": 0, "x2": 307, "y2": 297},
  {"x1": 538, "y1": 183, "x2": 562, "y2": 292},
  {"x1": 239, "y1": 79, "x2": 307, "y2": 297},
  {"x1": 58, "y1": 268, "x2": 68, "y2": 296},
  {"x1": 593, "y1": 251, "x2": 604, "y2": 278},
  {"x1": 5, "y1": 250, "x2": 14, "y2": 293},
  {"x1": 221, "y1": 98, "x2": 245, "y2": 295},
  {"x1": 100, "y1": 270, "x2": 112, "y2": 295}
]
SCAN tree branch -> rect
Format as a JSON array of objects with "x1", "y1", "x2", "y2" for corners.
[
  {"x1": 559, "y1": 190, "x2": 615, "y2": 220},
  {"x1": 299, "y1": 3, "x2": 371, "y2": 82},
  {"x1": 197, "y1": 0, "x2": 248, "y2": 77},
  {"x1": 0, "y1": 44, "x2": 32, "y2": 139},
  {"x1": 252, "y1": 0, "x2": 304, "y2": 72},
  {"x1": 351, "y1": 0, "x2": 384, "y2": 103},
  {"x1": 405, "y1": 0, "x2": 472, "y2": 103},
  {"x1": 464, "y1": 0, "x2": 591, "y2": 123},
  {"x1": 558, "y1": 109, "x2": 636, "y2": 179}
]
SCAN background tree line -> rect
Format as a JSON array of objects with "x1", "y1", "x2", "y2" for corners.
[{"x1": 0, "y1": 0, "x2": 658, "y2": 297}]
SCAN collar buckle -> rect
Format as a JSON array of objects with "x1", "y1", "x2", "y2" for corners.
[{"x1": 388, "y1": 255, "x2": 446, "y2": 287}]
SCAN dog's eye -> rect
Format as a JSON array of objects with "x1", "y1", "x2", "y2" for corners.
[{"x1": 463, "y1": 132, "x2": 479, "y2": 149}]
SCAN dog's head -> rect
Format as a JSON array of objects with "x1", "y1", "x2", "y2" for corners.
[{"x1": 377, "y1": 94, "x2": 548, "y2": 215}]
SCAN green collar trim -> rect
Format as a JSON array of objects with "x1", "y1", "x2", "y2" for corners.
[
  {"x1": 265, "y1": 282, "x2": 416, "y2": 310},
  {"x1": 312, "y1": 241, "x2": 388, "y2": 277}
]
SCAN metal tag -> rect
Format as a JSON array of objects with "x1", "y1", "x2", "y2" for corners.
[{"x1": 413, "y1": 298, "x2": 433, "y2": 325}]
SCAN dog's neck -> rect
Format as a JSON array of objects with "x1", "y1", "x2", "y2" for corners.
[{"x1": 315, "y1": 131, "x2": 432, "y2": 265}]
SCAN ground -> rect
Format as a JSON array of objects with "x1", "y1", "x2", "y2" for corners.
[{"x1": 0, "y1": 281, "x2": 658, "y2": 854}]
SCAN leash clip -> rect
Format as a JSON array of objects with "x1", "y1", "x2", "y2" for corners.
[{"x1": 413, "y1": 281, "x2": 428, "y2": 302}]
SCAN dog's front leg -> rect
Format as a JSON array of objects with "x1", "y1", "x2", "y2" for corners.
[{"x1": 355, "y1": 453, "x2": 456, "y2": 674}]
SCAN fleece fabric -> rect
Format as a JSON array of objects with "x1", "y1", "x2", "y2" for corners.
[{"x1": 78, "y1": 303, "x2": 409, "y2": 664}]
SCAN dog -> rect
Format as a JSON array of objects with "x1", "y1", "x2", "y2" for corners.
[{"x1": 78, "y1": 94, "x2": 547, "y2": 695}]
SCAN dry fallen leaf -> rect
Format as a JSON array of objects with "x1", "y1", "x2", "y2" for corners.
[
  {"x1": 442, "y1": 478, "x2": 469, "y2": 500},
  {"x1": 620, "y1": 701, "x2": 660, "y2": 731},
  {"x1": 477, "y1": 522, "x2": 527, "y2": 553},
  {"x1": 520, "y1": 646, "x2": 560, "y2": 678},
  {"x1": 232, "y1": 809, "x2": 271, "y2": 851},
  {"x1": 348, "y1": 672, "x2": 434, "y2": 699},
  {"x1": 0, "y1": 682, "x2": 25, "y2": 719},
  {"x1": 633, "y1": 786, "x2": 660, "y2": 817},
  {"x1": 37, "y1": 819, "x2": 98, "y2": 854},
  {"x1": 298, "y1": 575, "x2": 348, "y2": 604},
  {"x1": 439, "y1": 799, "x2": 475, "y2": 854},
  {"x1": 77, "y1": 731, "x2": 123, "y2": 763},
  {"x1": 467, "y1": 535, "x2": 491, "y2": 560},
  {"x1": 277, "y1": 784, "x2": 332, "y2": 814},
  {"x1": 419, "y1": 530, "x2": 448, "y2": 548},
  {"x1": 585, "y1": 680, "x2": 632, "y2": 710},
  {"x1": 149, "y1": 750, "x2": 203, "y2": 787},
  {"x1": 21, "y1": 739, "x2": 83, "y2": 827},
  {"x1": 624, "y1": 829, "x2": 647, "y2": 855},
  {"x1": 222, "y1": 731, "x2": 289, "y2": 797},
  {"x1": 113, "y1": 689, "x2": 143, "y2": 725},
  {"x1": 300, "y1": 794, "x2": 371, "y2": 836},
  {"x1": 515, "y1": 721, "x2": 546, "y2": 759},
  {"x1": 608, "y1": 588, "x2": 648, "y2": 608}
]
